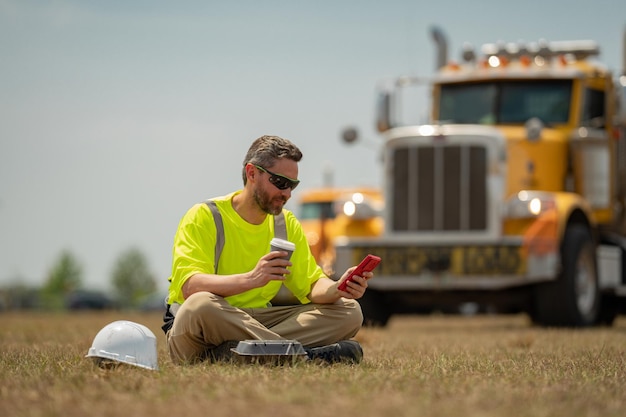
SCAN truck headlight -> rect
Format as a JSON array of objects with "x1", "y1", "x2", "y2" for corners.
[
  {"x1": 335, "y1": 192, "x2": 383, "y2": 219},
  {"x1": 343, "y1": 201, "x2": 357, "y2": 216},
  {"x1": 504, "y1": 191, "x2": 556, "y2": 219}
]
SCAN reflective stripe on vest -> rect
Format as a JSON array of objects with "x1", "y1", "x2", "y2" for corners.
[
  {"x1": 167, "y1": 200, "x2": 287, "y2": 318},
  {"x1": 204, "y1": 199, "x2": 287, "y2": 272}
]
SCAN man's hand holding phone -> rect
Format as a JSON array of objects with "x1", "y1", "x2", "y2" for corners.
[{"x1": 337, "y1": 254, "x2": 381, "y2": 296}]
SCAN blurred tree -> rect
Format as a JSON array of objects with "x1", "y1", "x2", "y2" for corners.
[
  {"x1": 41, "y1": 250, "x2": 83, "y2": 310},
  {"x1": 111, "y1": 247, "x2": 157, "y2": 308}
]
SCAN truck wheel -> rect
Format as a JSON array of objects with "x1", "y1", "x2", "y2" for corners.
[
  {"x1": 358, "y1": 289, "x2": 391, "y2": 327},
  {"x1": 531, "y1": 224, "x2": 600, "y2": 327}
]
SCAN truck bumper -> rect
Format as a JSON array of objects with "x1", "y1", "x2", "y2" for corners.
[{"x1": 334, "y1": 238, "x2": 559, "y2": 291}]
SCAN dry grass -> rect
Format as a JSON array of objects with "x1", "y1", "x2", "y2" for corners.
[{"x1": 1, "y1": 311, "x2": 625, "y2": 417}]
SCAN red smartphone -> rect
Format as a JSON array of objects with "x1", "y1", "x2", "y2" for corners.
[{"x1": 337, "y1": 254, "x2": 381, "y2": 292}]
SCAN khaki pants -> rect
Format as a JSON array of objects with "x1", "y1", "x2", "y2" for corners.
[{"x1": 166, "y1": 292, "x2": 363, "y2": 364}]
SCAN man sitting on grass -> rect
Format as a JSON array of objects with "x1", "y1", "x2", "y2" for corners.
[{"x1": 163, "y1": 135, "x2": 374, "y2": 365}]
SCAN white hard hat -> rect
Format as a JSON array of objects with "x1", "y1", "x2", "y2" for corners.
[{"x1": 86, "y1": 320, "x2": 159, "y2": 371}]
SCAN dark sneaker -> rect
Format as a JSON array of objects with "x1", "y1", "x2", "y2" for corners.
[
  {"x1": 305, "y1": 340, "x2": 363, "y2": 364},
  {"x1": 206, "y1": 340, "x2": 239, "y2": 363}
]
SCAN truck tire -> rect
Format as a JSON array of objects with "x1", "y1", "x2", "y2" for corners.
[
  {"x1": 531, "y1": 224, "x2": 600, "y2": 327},
  {"x1": 358, "y1": 289, "x2": 391, "y2": 327}
]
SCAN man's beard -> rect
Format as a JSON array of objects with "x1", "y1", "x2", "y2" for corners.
[{"x1": 253, "y1": 187, "x2": 286, "y2": 215}]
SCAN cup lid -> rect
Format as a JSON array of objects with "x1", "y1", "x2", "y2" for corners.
[{"x1": 270, "y1": 238, "x2": 295, "y2": 251}]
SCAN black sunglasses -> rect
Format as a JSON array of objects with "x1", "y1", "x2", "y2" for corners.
[{"x1": 254, "y1": 164, "x2": 300, "y2": 190}]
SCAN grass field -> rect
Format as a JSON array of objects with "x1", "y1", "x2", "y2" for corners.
[{"x1": 1, "y1": 310, "x2": 625, "y2": 417}]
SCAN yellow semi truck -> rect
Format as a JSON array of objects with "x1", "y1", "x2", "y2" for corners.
[
  {"x1": 271, "y1": 187, "x2": 383, "y2": 306},
  {"x1": 336, "y1": 27, "x2": 626, "y2": 327},
  {"x1": 298, "y1": 187, "x2": 383, "y2": 277}
]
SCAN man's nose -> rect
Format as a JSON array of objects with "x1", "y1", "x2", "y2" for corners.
[{"x1": 281, "y1": 188, "x2": 292, "y2": 199}]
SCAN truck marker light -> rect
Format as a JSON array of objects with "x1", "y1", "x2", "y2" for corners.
[{"x1": 488, "y1": 56, "x2": 500, "y2": 67}]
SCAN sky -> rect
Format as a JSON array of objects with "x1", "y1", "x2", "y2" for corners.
[{"x1": 1, "y1": 0, "x2": 625, "y2": 293}]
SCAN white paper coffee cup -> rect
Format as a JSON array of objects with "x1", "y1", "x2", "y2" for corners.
[{"x1": 270, "y1": 238, "x2": 295, "y2": 260}]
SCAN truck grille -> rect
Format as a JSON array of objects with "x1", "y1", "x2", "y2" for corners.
[{"x1": 391, "y1": 144, "x2": 487, "y2": 231}]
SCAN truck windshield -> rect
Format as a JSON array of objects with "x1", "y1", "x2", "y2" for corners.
[
  {"x1": 439, "y1": 80, "x2": 572, "y2": 125},
  {"x1": 300, "y1": 202, "x2": 336, "y2": 220}
]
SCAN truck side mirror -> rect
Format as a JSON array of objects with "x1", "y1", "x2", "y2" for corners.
[{"x1": 341, "y1": 127, "x2": 359, "y2": 144}]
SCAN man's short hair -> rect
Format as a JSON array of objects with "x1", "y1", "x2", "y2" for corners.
[{"x1": 242, "y1": 135, "x2": 303, "y2": 185}]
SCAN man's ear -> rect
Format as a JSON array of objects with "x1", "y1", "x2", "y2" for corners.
[{"x1": 245, "y1": 163, "x2": 256, "y2": 182}]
